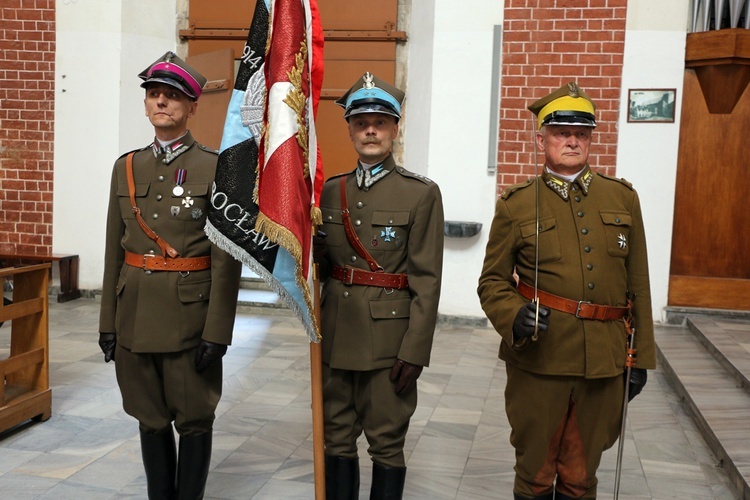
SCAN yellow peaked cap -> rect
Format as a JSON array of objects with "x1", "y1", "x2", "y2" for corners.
[{"x1": 537, "y1": 95, "x2": 595, "y2": 129}]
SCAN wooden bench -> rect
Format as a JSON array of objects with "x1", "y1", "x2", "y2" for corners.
[
  {"x1": 0, "y1": 253, "x2": 81, "y2": 303},
  {"x1": 0, "y1": 263, "x2": 52, "y2": 432}
]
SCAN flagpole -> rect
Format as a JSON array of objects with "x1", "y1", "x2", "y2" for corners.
[{"x1": 311, "y1": 261, "x2": 326, "y2": 499}]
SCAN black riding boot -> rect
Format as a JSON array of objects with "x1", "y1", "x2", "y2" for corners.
[
  {"x1": 554, "y1": 492, "x2": 578, "y2": 499},
  {"x1": 325, "y1": 454, "x2": 360, "y2": 499},
  {"x1": 140, "y1": 429, "x2": 177, "y2": 499},
  {"x1": 369, "y1": 462, "x2": 406, "y2": 500},
  {"x1": 513, "y1": 493, "x2": 554, "y2": 500},
  {"x1": 176, "y1": 432, "x2": 213, "y2": 500}
]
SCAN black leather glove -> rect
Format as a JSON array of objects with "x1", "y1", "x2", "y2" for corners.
[
  {"x1": 389, "y1": 359, "x2": 423, "y2": 395},
  {"x1": 512, "y1": 302, "x2": 551, "y2": 342},
  {"x1": 625, "y1": 367, "x2": 647, "y2": 402},
  {"x1": 194, "y1": 340, "x2": 228, "y2": 372},
  {"x1": 313, "y1": 230, "x2": 328, "y2": 263},
  {"x1": 98, "y1": 333, "x2": 116, "y2": 363}
]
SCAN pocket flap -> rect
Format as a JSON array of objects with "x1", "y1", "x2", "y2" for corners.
[
  {"x1": 178, "y1": 278, "x2": 212, "y2": 303},
  {"x1": 321, "y1": 206, "x2": 343, "y2": 225},
  {"x1": 172, "y1": 183, "x2": 209, "y2": 198},
  {"x1": 117, "y1": 183, "x2": 150, "y2": 197},
  {"x1": 600, "y1": 211, "x2": 632, "y2": 226},
  {"x1": 370, "y1": 297, "x2": 411, "y2": 319},
  {"x1": 520, "y1": 216, "x2": 556, "y2": 238},
  {"x1": 372, "y1": 210, "x2": 410, "y2": 226}
]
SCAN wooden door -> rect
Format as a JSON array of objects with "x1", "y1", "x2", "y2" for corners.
[
  {"x1": 181, "y1": 0, "x2": 403, "y2": 179},
  {"x1": 186, "y1": 49, "x2": 235, "y2": 151},
  {"x1": 668, "y1": 69, "x2": 750, "y2": 309}
]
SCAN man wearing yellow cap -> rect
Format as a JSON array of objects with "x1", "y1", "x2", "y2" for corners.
[
  {"x1": 477, "y1": 82, "x2": 655, "y2": 499},
  {"x1": 315, "y1": 72, "x2": 444, "y2": 499},
  {"x1": 98, "y1": 51, "x2": 242, "y2": 499}
]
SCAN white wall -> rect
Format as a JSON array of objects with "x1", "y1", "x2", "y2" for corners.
[
  {"x1": 54, "y1": 0, "x2": 177, "y2": 289},
  {"x1": 405, "y1": 1, "x2": 504, "y2": 319},
  {"x1": 618, "y1": 1, "x2": 689, "y2": 322}
]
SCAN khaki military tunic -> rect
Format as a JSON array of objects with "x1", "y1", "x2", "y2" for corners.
[
  {"x1": 99, "y1": 132, "x2": 241, "y2": 352},
  {"x1": 478, "y1": 166, "x2": 655, "y2": 377},
  {"x1": 319, "y1": 154, "x2": 444, "y2": 371}
]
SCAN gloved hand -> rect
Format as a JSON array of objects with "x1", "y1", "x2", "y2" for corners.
[
  {"x1": 389, "y1": 359, "x2": 423, "y2": 395},
  {"x1": 98, "y1": 333, "x2": 116, "y2": 363},
  {"x1": 194, "y1": 340, "x2": 228, "y2": 372},
  {"x1": 625, "y1": 367, "x2": 647, "y2": 402},
  {"x1": 512, "y1": 302, "x2": 551, "y2": 342},
  {"x1": 313, "y1": 230, "x2": 328, "y2": 263}
]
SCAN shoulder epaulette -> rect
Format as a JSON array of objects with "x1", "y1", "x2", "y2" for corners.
[
  {"x1": 197, "y1": 143, "x2": 219, "y2": 155},
  {"x1": 396, "y1": 166, "x2": 434, "y2": 185},
  {"x1": 326, "y1": 170, "x2": 352, "y2": 184},
  {"x1": 500, "y1": 178, "x2": 534, "y2": 200},
  {"x1": 598, "y1": 173, "x2": 633, "y2": 190},
  {"x1": 116, "y1": 145, "x2": 149, "y2": 160}
]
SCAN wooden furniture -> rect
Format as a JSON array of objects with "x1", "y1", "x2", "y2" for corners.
[
  {"x1": 0, "y1": 253, "x2": 81, "y2": 303},
  {"x1": 0, "y1": 263, "x2": 52, "y2": 433}
]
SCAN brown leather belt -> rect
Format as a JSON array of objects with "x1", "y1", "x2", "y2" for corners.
[
  {"x1": 332, "y1": 265, "x2": 409, "y2": 289},
  {"x1": 517, "y1": 280, "x2": 630, "y2": 321},
  {"x1": 125, "y1": 251, "x2": 211, "y2": 272}
]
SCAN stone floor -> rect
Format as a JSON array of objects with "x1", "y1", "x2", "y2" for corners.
[{"x1": 0, "y1": 296, "x2": 741, "y2": 499}]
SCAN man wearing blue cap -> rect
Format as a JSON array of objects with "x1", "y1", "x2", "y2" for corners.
[
  {"x1": 477, "y1": 82, "x2": 655, "y2": 499},
  {"x1": 98, "y1": 51, "x2": 242, "y2": 499},
  {"x1": 315, "y1": 72, "x2": 444, "y2": 499}
]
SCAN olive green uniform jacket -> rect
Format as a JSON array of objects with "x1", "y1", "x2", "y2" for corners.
[
  {"x1": 478, "y1": 166, "x2": 655, "y2": 378},
  {"x1": 319, "y1": 155, "x2": 444, "y2": 371},
  {"x1": 99, "y1": 132, "x2": 242, "y2": 352}
]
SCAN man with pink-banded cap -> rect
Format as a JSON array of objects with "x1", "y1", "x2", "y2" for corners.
[{"x1": 98, "y1": 51, "x2": 242, "y2": 499}]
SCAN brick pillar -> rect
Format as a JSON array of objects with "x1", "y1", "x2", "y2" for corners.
[
  {"x1": 497, "y1": 0, "x2": 626, "y2": 194},
  {"x1": 0, "y1": 0, "x2": 56, "y2": 254}
]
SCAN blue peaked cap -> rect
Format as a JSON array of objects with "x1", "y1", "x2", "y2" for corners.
[{"x1": 335, "y1": 72, "x2": 405, "y2": 121}]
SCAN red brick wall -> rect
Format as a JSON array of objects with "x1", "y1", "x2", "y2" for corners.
[
  {"x1": 497, "y1": 0, "x2": 626, "y2": 192},
  {"x1": 0, "y1": 0, "x2": 55, "y2": 254}
]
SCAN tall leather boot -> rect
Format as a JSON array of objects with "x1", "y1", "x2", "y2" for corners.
[
  {"x1": 554, "y1": 492, "x2": 578, "y2": 499},
  {"x1": 325, "y1": 454, "x2": 360, "y2": 500},
  {"x1": 176, "y1": 432, "x2": 213, "y2": 500},
  {"x1": 140, "y1": 429, "x2": 177, "y2": 499},
  {"x1": 370, "y1": 462, "x2": 406, "y2": 500}
]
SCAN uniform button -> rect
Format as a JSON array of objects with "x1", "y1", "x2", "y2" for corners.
[
  {"x1": 584, "y1": 246, "x2": 591, "y2": 253},
  {"x1": 198, "y1": 293, "x2": 204, "y2": 299},
  {"x1": 577, "y1": 211, "x2": 584, "y2": 217},
  {"x1": 391, "y1": 310, "x2": 397, "y2": 316},
  {"x1": 587, "y1": 264, "x2": 593, "y2": 270},
  {"x1": 156, "y1": 194, "x2": 163, "y2": 201},
  {"x1": 575, "y1": 196, "x2": 581, "y2": 202},
  {"x1": 343, "y1": 291, "x2": 349, "y2": 298},
  {"x1": 350, "y1": 256, "x2": 357, "y2": 263},
  {"x1": 588, "y1": 283, "x2": 595, "y2": 290},
  {"x1": 581, "y1": 228, "x2": 588, "y2": 235},
  {"x1": 356, "y1": 201, "x2": 364, "y2": 209},
  {"x1": 145, "y1": 270, "x2": 152, "y2": 275},
  {"x1": 148, "y1": 250, "x2": 155, "y2": 254},
  {"x1": 327, "y1": 215, "x2": 333, "y2": 221},
  {"x1": 152, "y1": 213, "x2": 158, "y2": 220},
  {"x1": 615, "y1": 217, "x2": 621, "y2": 223},
  {"x1": 355, "y1": 220, "x2": 361, "y2": 226},
  {"x1": 187, "y1": 190, "x2": 192, "y2": 195},
  {"x1": 389, "y1": 219, "x2": 394, "y2": 224},
  {"x1": 158, "y1": 175, "x2": 165, "y2": 182}
]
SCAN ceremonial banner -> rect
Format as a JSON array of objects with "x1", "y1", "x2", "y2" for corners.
[{"x1": 206, "y1": 0, "x2": 324, "y2": 342}]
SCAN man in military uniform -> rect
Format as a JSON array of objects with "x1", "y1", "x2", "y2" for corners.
[
  {"x1": 477, "y1": 83, "x2": 655, "y2": 499},
  {"x1": 315, "y1": 72, "x2": 444, "y2": 499},
  {"x1": 98, "y1": 51, "x2": 242, "y2": 499}
]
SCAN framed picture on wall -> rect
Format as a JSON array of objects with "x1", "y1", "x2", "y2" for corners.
[{"x1": 627, "y1": 89, "x2": 676, "y2": 123}]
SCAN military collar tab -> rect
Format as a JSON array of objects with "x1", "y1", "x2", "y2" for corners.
[
  {"x1": 151, "y1": 132, "x2": 195, "y2": 164},
  {"x1": 355, "y1": 162, "x2": 390, "y2": 190},
  {"x1": 542, "y1": 165, "x2": 593, "y2": 200}
]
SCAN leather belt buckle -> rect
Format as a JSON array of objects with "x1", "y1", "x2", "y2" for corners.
[
  {"x1": 343, "y1": 266, "x2": 355, "y2": 286},
  {"x1": 141, "y1": 253, "x2": 157, "y2": 271},
  {"x1": 575, "y1": 301, "x2": 591, "y2": 319}
]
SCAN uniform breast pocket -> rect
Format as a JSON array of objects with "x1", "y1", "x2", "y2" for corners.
[
  {"x1": 170, "y1": 183, "x2": 209, "y2": 221},
  {"x1": 320, "y1": 206, "x2": 344, "y2": 247},
  {"x1": 600, "y1": 211, "x2": 631, "y2": 258},
  {"x1": 519, "y1": 216, "x2": 562, "y2": 263},
  {"x1": 371, "y1": 210, "x2": 410, "y2": 251},
  {"x1": 117, "y1": 183, "x2": 150, "y2": 220}
]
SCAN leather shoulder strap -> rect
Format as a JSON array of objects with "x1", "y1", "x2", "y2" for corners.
[
  {"x1": 339, "y1": 176, "x2": 381, "y2": 272},
  {"x1": 126, "y1": 152, "x2": 180, "y2": 258}
]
